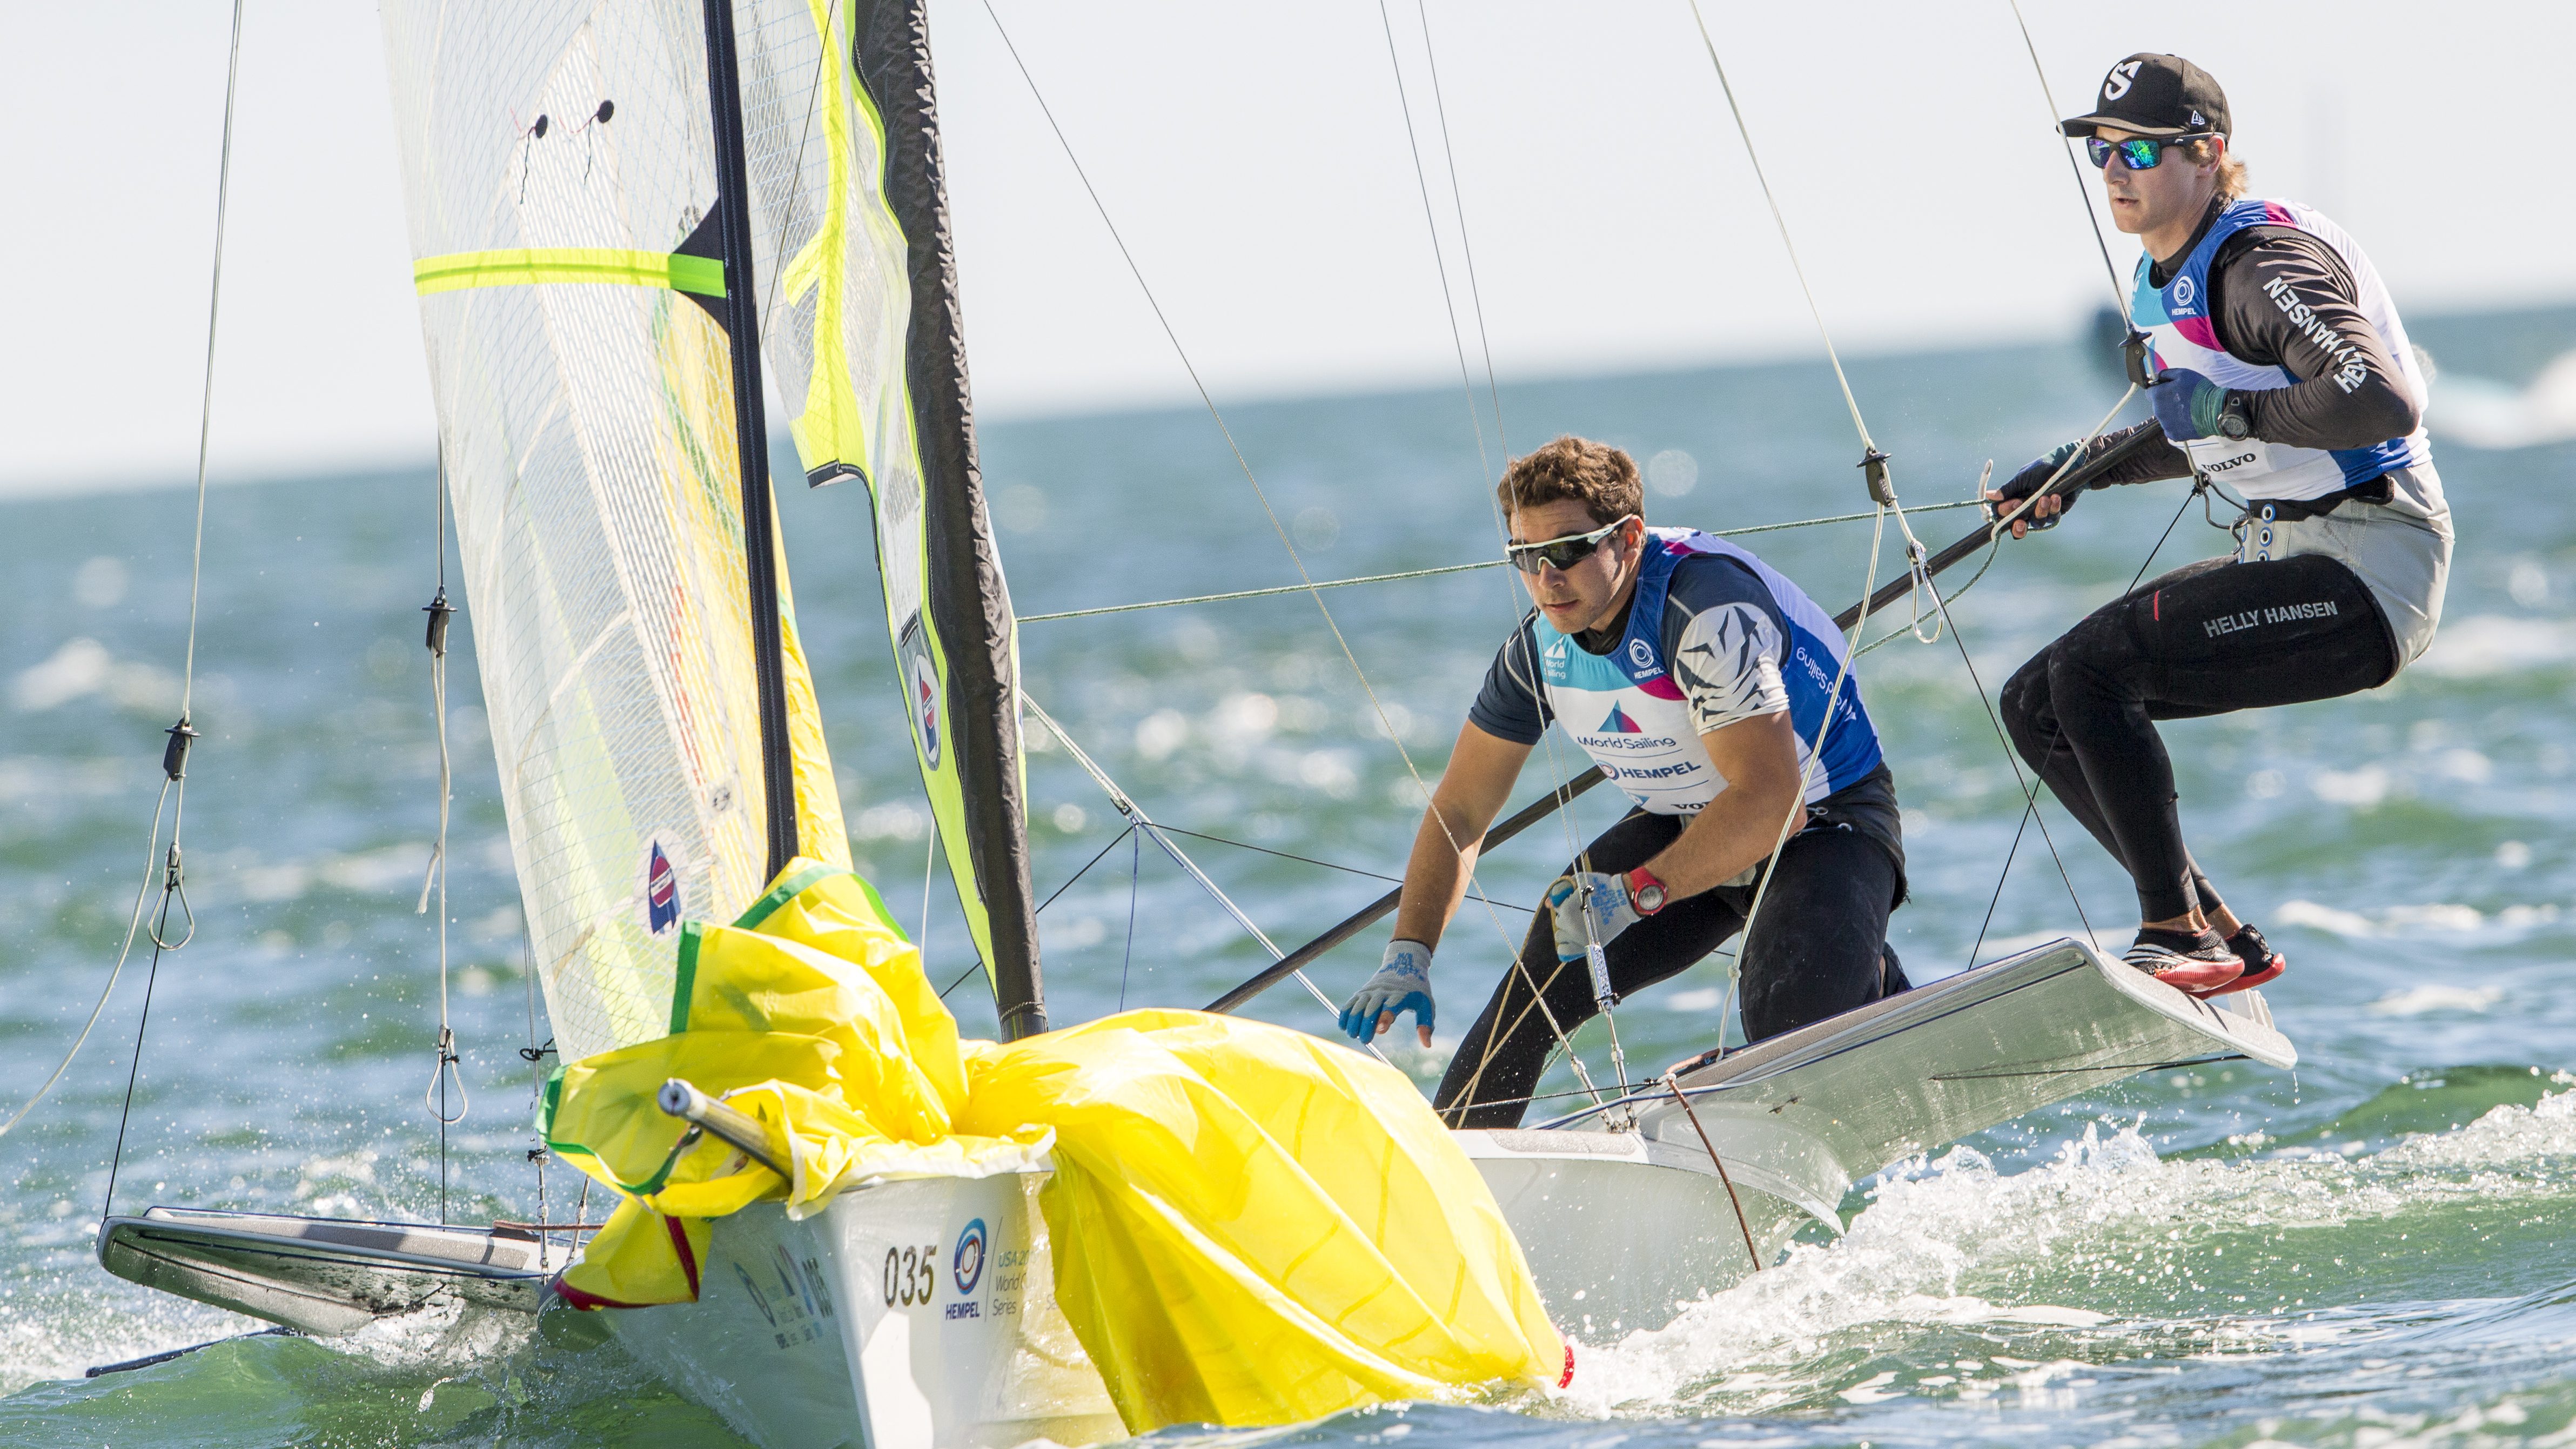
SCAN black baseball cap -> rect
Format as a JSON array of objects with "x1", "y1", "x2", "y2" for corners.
[{"x1": 2057, "y1": 53, "x2": 2230, "y2": 139}]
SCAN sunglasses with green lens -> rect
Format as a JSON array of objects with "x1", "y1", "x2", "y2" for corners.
[{"x1": 2084, "y1": 133, "x2": 2215, "y2": 171}]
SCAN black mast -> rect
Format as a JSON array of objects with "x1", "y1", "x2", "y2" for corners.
[{"x1": 700, "y1": 0, "x2": 798, "y2": 881}]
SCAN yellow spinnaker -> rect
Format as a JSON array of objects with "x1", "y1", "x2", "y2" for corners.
[{"x1": 544, "y1": 860, "x2": 1565, "y2": 1433}]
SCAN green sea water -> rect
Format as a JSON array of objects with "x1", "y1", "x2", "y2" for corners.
[{"x1": 4, "y1": 310, "x2": 2575, "y2": 1445}]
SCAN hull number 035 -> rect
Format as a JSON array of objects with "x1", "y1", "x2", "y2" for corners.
[{"x1": 884, "y1": 1244, "x2": 938, "y2": 1307}]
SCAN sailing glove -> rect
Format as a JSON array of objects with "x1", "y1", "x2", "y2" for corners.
[
  {"x1": 1546, "y1": 871, "x2": 1642, "y2": 964},
  {"x1": 1991, "y1": 439, "x2": 2085, "y2": 531},
  {"x1": 2149, "y1": 367, "x2": 2232, "y2": 441},
  {"x1": 1341, "y1": 940, "x2": 1435, "y2": 1045}
]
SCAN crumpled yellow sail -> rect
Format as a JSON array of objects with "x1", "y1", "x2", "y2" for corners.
[{"x1": 540, "y1": 858, "x2": 1564, "y2": 1431}]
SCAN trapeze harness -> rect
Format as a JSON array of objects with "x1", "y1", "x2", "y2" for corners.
[
  {"x1": 2133, "y1": 197, "x2": 2453, "y2": 667},
  {"x1": 1532, "y1": 528, "x2": 1883, "y2": 818}
]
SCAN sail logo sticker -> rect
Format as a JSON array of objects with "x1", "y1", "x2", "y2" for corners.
[
  {"x1": 953, "y1": 1217, "x2": 988, "y2": 1293},
  {"x1": 645, "y1": 840, "x2": 680, "y2": 936},
  {"x1": 2104, "y1": 59, "x2": 2142, "y2": 100},
  {"x1": 899, "y1": 615, "x2": 943, "y2": 770}
]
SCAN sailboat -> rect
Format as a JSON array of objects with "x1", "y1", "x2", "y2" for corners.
[{"x1": 91, "y1": 1, "x2": 2296, "y2": 1444}]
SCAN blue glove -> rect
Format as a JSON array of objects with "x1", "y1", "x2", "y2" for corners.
[
  {"x1": 2150, "y1": 368, "x2": 2232, "y2": 441},
  {"x1": 1340, "y1": 940, "x2": 1435, "y2": 1045},
  {"x1": 1546, "y1": 871, "x2": 1642, "y2": 964}
]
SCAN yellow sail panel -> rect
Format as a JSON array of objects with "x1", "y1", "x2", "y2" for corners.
[
  {"x1": 735, "y1": 0, "x2": 1045, "y2": 1031},
  {"x1": 381, "y1": 2, "x2": 846, "y2": 1061},
  {"x1": 544, "y1": 863, "x2": 1565, "y2": 1429}
]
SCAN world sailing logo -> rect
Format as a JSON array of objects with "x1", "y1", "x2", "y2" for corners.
[
  {"x1": 1598, "y1": 703, "x2": 1644, "y2": 735},
  {"x1": 645, "y1": 840, "x2": 680, "y2": 936}
]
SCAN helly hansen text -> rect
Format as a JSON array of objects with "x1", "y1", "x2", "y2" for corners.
[{"x1": 2205, "y1": 600, "x2": 2338, "y2": 638}]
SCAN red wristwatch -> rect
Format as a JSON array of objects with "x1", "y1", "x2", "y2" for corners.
[{"x1": 1625, "y1": 866, "x2": 1669, "y2": 916}]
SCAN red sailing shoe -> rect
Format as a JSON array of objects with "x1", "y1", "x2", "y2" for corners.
[
  {"x1": 2122, "y1": 928, "x2": 2245, "y2": 997},
  {"x1": 2206, "y1": 923, "x2": 2286, "y2": 996}
]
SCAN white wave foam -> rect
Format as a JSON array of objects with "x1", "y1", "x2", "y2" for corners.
[
  {"x1": 2274, "y1": 898, "x2": 2557, "y2": 941},
  {"x1": 2369, "y1": 985, "x2": 2505, "y2": 1016},
  {"x1": 2416, "y1": 615, "x2": 2576, "y2": 679},
  {"x1": 1557, "y1": 1091, "x2": 2576, "y2": 1417}
]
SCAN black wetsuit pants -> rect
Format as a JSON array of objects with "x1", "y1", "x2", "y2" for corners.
[
  {"x1": 1432, "y1": 810, "x2": 1905, "y2": 1130},
  {"x1": 2000, "y1": 553, "x2": 2395, "y2": 923}
]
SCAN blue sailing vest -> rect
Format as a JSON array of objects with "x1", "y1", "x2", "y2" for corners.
[
  {"x1": 2133, "y1": 198, "x2": 2431, "y2": 501},
  {"x1": 1534, "y1": 528, "x2": 1882, "y2": 815}
]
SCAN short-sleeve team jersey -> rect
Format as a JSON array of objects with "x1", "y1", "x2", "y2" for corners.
[{"x1": 1470, "y1": 528, "x2": 1901, "y2": 864}]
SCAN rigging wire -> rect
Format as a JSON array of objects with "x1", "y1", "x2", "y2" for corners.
[
  {"x1": 418, "y1": 450, "x2": 467, "y2": 1224},
  {"x1": 1374, "y1": 0, "x2": 1497, "y2": 481},
  {"x1": 1672, "y1": 0, "x2": 1921, "y2": 1055},
  {"x1": 1380, "y1": 3, "x2": 1618, "y2": 1103},
  {"x1": 1964, "y1": 468, "x2": 2201, "y2": 968},
  {"x1": 1021, "y1": 501, "x2": 1982, "y2": 622},
  {"x1": 1024, "y1": 697, "x2": 1385, "y2": 1058},
  {"x1": 2005, "y1": 0, "x2": 2133, "y2": 321},
  {"x1": 1411, "y1": 0, "x2": 1510, "y2": 459},
  {"x1": 980, "y1": 2, "x2": 1458, "y2": 850},
  {"x1": 1681, "y1": 0, "x2": 1876, "y2": 454},
  {"x1": 76, "y1": 0, "x2": 247, "y2": 1200},
  {"x1": 985, "y1": 0, "x2": 1566, "y2": 1085}
]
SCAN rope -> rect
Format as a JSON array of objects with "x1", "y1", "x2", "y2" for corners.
[
  {"x1": 521, "y1": 930, "x2": 554, "y2": 1268},
  {"x1": 102, "y1": 878, "x2": 190, "y2": 1222},
  {"x1": 2005, "y1": 0, "x2": 2132, "y2": 323},
  {"x1": 1375, "y1": 0, "x2": 1497, "y2": 483},
  {"x1": 1, "y1": 781, "x2": 175, "y2": 1141},
  {"x1": 418, "y1": 447, "x2": 466, "y2": 1225},
  {"x1": 1663, "y1": 1073, "x2": 1763, "y2": 1272},
  {"x1": 1021, "y1": 502, "x2": 1986, "y2": 624},
  {"x1": 1674, "y1": 5, "x2": 1908, "y2": 1054},
  {"x1": 1118, "y1": 827, "x2": 1141, "y2": 1010}
]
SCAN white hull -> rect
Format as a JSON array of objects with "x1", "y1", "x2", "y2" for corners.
[
  {"x1": 605, "y1": 1171, "x2": 1122, "y2": 1449},
  {"x1": 103, "y1": 937, "x2": 2291, "y2": 1445}
]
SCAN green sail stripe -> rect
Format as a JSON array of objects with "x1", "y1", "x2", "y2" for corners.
[
  {"x1": 668, "y1": 922, "x2": 706, "y2": 1036},
  {"x1": 412, "y1": 249, "x2": 726, "y2": 297},
  {"x1": 733, "y1": 864, "x2": 842, "y2": 931}
]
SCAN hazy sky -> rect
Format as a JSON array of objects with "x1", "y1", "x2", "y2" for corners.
[{"x1": 7, "y1": 2, "x2": 2571, "y2": 494}]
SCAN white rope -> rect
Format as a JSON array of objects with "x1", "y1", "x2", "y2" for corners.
[{"x1": 0, "y1": 782, "x2": 176, "y2": 1139}]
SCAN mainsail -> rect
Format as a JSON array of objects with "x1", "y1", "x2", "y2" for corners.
[
  {"x1": 381, "y1": 1, "x2": 849, "y2": 1063},
  {"x1": 730, "y1": 0, "x2": 1045, "y2": 1036}
]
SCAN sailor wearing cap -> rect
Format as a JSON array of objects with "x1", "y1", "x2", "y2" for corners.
[{"x1": 1984, "y1": 53, "x2": 2453, "y2": 997}]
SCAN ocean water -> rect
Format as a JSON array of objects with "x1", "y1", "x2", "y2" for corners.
[{"x1": 4, "y1": 307, "x2": 2575, "y2": 1446}]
